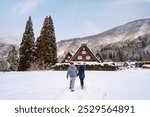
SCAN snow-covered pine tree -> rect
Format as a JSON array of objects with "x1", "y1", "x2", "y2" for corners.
[
  {"x1": 35, "y1": 16, "x2": 57, "y2": 70},
  {"x1": 18, "y1": 16, "x2": 35, "y2": 71},
  {"x1": 49, "y1": 16, "x2": 57, "y2": 65},
  {"x1": 0, "y1": 58, "x2": 8, "y2": 71},
  {"x1": 7, "y1": 46, "x2": 19, "y2": 71}
]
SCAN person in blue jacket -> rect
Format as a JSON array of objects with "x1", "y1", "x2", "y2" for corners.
[{"x1": 78, "y1": 62, "x2": 86, "y2": 89}]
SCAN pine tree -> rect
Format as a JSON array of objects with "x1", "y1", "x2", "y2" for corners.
[
  {"x1": 7, "y1": 46, "x2": 19, "y2": 71},
  {"x1": 35, "y1": 16, "x2": 57, "y2": 70},
  {"x1": 18, "y1": 16, "x2": 35, "y2": 71},
  {"x1": 0, "y1": 58, "x2": 8, "y2": 71},
  {"x1": 49, "y1": 16, "x2": 57, "y2": 65}
]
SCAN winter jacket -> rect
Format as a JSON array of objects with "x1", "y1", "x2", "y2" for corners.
[
  {"x1": 78, "y1": 65, "x2": 86, "y2": 79},
  {"x1": 67, "y1": 64, "x2": 78, "y2": 78}
]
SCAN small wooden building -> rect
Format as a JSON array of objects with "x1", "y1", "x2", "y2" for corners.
[
  {"x1": 71, "y1": 44, "x2": 99, "y2": 62},
  {"x1": 123, "y1": 61, "x2": 130, "y2": 67},
  {"x1": 142, "y1": 64, "x2": 150, "y2": 69},
  {"x1": 61, "y1": 52, "x2": 73, "y2": 63}
]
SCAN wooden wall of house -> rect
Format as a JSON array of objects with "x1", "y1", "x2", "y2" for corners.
[{"x1": 72, "y1": 47, "x2": 97, "y2": 61}]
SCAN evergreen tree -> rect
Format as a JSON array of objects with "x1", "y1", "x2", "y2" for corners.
[
  {"x1": 35, "y1": 16, "x2": 57, "y2": 70},
  {"x1": 49, "y1": 16, "x2": 57, "y2": 65},
  {"x1": 18, "y1": 16, "x2": 35, "y2": 71},
  {"x1": 7, "y1": 46, "x2": 19, "y2": 71},
  {"x1": 0, "y1": 58, "x2": 8, "y2": 71}
]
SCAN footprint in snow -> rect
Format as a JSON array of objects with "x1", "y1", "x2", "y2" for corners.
[{"x1": 55, "y1": 83, "x2": 107, "y2": 100}]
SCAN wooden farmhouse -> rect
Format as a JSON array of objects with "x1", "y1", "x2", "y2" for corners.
[{"x1": 61, "y1": 44, "x2": 100, "y2": 63}]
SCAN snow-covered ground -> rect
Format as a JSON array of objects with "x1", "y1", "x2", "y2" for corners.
[{"x1": 0, "y1": 69, "x2": 150, "y2": 100}]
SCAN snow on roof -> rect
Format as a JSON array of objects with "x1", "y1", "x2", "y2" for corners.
[
  {"x1": 142, "y1": 64, "x2": 150, "y2": 68},
  {"x1": 130, "y1": 61, "x2": 136, "y2": 64},
  {"x1": 124, "y1": 61, "x2": 130, "y2": 64}
]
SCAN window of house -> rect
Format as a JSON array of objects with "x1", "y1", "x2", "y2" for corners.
[
  {"x1": 86, "y1": 56, "x2": 90, "y2": 60},
  {"x1": 78, "y1": 56, "x2": 82, "y2": 60},
  {"x1": 83, "y1": 48, "x2": 85, "y2": 50},
  {"x1": 82, "y1": 51, "x2": 86, "y2": 54},
  {"x1": 68, "y1": 56, "x2": 70, "y2": 59}
]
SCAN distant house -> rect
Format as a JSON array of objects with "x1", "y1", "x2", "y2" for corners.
[
  {"x1": 71, "y1": 44, "x2": 99, "y2": 62},
  {"x1": 61, "y1": 52, "x2": 73, "y2": 63},
  {"x1": 123, "y1": 61, "x2": 130, "y2": 67},
  {"x1": 142, "y1": 64, "x2": 150, "y2": 69},
  {"x1": 136, "y1": 61, "x2": 150, "y2": 67}
]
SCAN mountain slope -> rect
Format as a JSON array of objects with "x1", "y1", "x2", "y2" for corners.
[
  {"x1": 0, "y1": 42, "x2": 17, "y2": 58},
  {"x1": 57, "y1": 18, "x2": 150, "y2": 61},
  {"x1": 99, "y1": 34, "x2": 150, "y2": 61}
]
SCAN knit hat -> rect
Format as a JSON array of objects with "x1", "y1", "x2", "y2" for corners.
[{"x1": 70, "y1": 61, "x2": 74, "y2": 64}]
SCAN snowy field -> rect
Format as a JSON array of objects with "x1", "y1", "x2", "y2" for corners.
[{"x1": 0, "y1": 69, "x2": 150, "y2": 100}]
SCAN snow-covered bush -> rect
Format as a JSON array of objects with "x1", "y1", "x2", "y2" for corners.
[{"x1": 51, "y1": 63, "x2": 118, "y2": 71}]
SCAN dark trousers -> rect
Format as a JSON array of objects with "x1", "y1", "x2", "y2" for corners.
[{"x1": 80, "y1": 78, "x2": 84, "y2": 87}]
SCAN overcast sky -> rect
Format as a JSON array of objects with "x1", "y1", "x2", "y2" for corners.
[{"x1": 0, "y1": 0, "x2": 150, "y2": 44}]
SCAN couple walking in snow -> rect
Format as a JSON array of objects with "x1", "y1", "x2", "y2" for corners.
[{"x1": 66, "y1": 61, "x2": 86, "y2": 92}]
